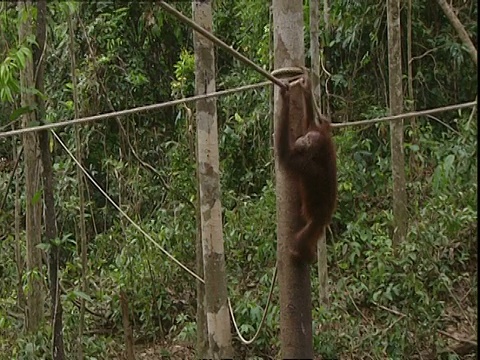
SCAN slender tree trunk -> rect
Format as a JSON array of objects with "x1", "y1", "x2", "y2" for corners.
[
  {"x1": 34, "y1": 1, "x2": 65, "y2": 358},
  {"x1": 323, "y1": 0, "x2": 330, "y2": 32},
  {"x1": 436, "y1": 0, "x2": 477, "y2": 66},
  {"x1": 273, "y1": 0, "x2": 313, "y2": 358},
  {"x1": 18, "y1": 0, "x2": 44, "y2": 333},
  {"x1": 310, "y1": 0, "x2": 321, "y2": 104},
  {"x1": 193, "y1": 1, "x2": 232, "y2": 358},
  {"x1": 406, "y1": 0, "x2": 420, "y2": 173},
  {"x1": 195, "y1": 190, "x2": 208, "y2": 358},
  {"x1": 192, "y1": 6, "x2": 208, "y2": 349},
  {"x1": 14, "y1": 144, "x2": 25, "y2": 310},
  {"x1": 120, "y1": 290, "x2": 136, "y2": 360},
  {"x1": 67, "y1": 10, "x2": 88, "y2": 358},
  {"x1": 269, "y1": 2, "x2": 274, "y2": 155},
  {"x1": 387, "y1": 0, "x2": 408, "y2": 246},
  {"x1": 310, "y1": 0, "x2": 329, "y2": 307},
  {"x1": 406, "y1": 0, "x2": 415, "y2": 118}
]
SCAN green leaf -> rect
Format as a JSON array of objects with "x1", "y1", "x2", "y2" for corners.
[
  {"x1": 10, "y1": 106, "x2": 33, "y2": 121},
  {"x1": 37, "y1": 243, "x2": 51, "y2": 251},
  {"x1": 31, "y1": 190, "x2": 42, "y2": 205},
  {"x1": 72, "y1": 290, "x2": 92, "y2": 302},
  {"x1": 443, "y1": 154, "x2": 455, "y2": 177}
]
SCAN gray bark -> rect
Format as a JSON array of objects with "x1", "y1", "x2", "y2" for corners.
[
  {"x1": 14, "y1": 145, "x2": 26, "y2": 310},
  {"x1": 323, "y1": 0, "x2": 330, "y2": 30},
  {"x1": 18, "y1": 0, "x2": 44, "y2": 333},
  {"x1": 35, "y1": 0, "x2": 65, "y2": 357},
  {"x1": 66, "y1": 11, "x2": 89, "y2": 358},
  {"x1": 193, "y1": 1, "x2": 233, "y2": 358},
  {"x1": 387, "y1": 0, "x2": 408, "y2": 246},
  {"x1": 193, "y1": 3, "x2": 208, "y2": 352},
  {"x1": 310, "y1": 0, "x2": 329, "y2": 307}
]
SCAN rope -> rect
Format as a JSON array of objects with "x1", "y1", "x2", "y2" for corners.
[
  {"x1": 0, "y1": 81, "x2": 271, "y2": 139},
  {"x1": 228, "y1": 265, "x2": 278, "y2": 345},
  {"x1": 332, "y1": 100, "x2": 477, "y2": 128},
  {"x1": 2, "y1": 82, "x2": 473, "y2": 139},
  {"x1": 158, "y1": 1, "x2": 286, "y2": 89},
  {"x1": 271, "y1": 67, "x2": 305, "y2": 78}
]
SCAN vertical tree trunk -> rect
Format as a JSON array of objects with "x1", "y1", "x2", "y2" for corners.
[
  {"x1": 192, "y1": 7, "x2": 208, "y2": 349},
  {"x1": 406, "y1": 0, "x2": 420, "y2": 173},
  {"x1": 14, "y1": 145, "x2": 26, "y2": 310},
  {"x1": 323, "y1": 0, "x2": 330, "y2": 31},
  {"x1": 269, "y1": 2, "x2": 274, "y2": 157},
  {"x1": 321, "y1": 0, "x2": 331, "y2": 118},
  {"x1": 406, "y1": 0, "x2": 414, "y2": 117},
  {"x1": 195, "y1": 192, "x2": 208, "y2": 358},
  {"x1": 273, "y1": 0, "x2": 313, "y2": 358},
  {"x1": 310, "y1": 0, "x2": 321, "y2": 104},
  {"x1": 436, "y1": 0, "x2": 477, "y2": 66},
  {"x1": 387, "y1": 0, "x2": 408, "y2": 246},
  {"x1": 34, "y1": 1, "x2": 65, "y2": 358},
  {"x1": 18, "y1": 0, "x2": 44, "y2": 333},
  {"x1": 67, "y1": 10, "x2": 88, "y2": 358},
  {"x1": 120, "y1": 290, "x2": 136, "y2": 360},
  {"x1": 310, "y1": 0, "x2": 329, "y2": 307},
  {"x1": 193, "y1": 1, "x2": 233, "y2": 358}
]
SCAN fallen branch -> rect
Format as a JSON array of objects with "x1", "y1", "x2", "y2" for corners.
[{"x1": 438, "y1": 329, "x2": 477, "y2": 346}]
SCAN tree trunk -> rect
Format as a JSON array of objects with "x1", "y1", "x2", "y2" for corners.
[
  {"x1": 436, "y1": 0, "x2": 477, "y2": 66},
  {"x1": 406, "y1": 0, "x2": 420, "y2": 174},
  {"x1": 273, "y1": 0, "x2": 313, "y2": 358},
  {"x1": 14, "y1": 145, "x2": 26, "y2": 310},
  {"x1": 35, "y1": 0, "x2": 65, "y2": 358},
  {"x1": 67, "y1": 10, "x2": 88, "y2": 358},
  {"x1": 310, "y1": 0, "x2": 321, "y2": 104},
  {"x1": 310, "y1": 0, "x2": 329, "y2": 308},
  {"x1": 18, "y1": 0, "x2": 44, "y2": 333},
  {"x1": 193, "y1": 1, "x2": 233, "y2": 358},
  {"x1": 195, "y1": 189, "x2": 208, "y2": 358},
  {"x1": 323, "y1": 0, "x2": 330, "y2": 31},
  {"x1": 192, "y1": 3, "x2": 208, "y2": 350},
  {"x1": 120, "y1": 290, "x2": 136, "y2": 360},
  {"x1": 406, "y1": 0, "x2": 415, "y2": 119},
  {"x1": 387, "y1": 0, "x2": 408, "y2": 246}
]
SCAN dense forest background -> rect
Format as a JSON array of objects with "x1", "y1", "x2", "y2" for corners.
[{"x1": 0, "y1": 0, "x2": 477, "y2": 359}]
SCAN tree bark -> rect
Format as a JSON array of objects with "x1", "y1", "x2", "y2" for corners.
[
  {"x1": 310, "y1": 0, "x2": 321, "y2": 104},
  {"x1": 34, "y1": 0, "x2": 65, "y2": 358},
  {"x1": 66, "y1": 10, "x2": 88, "y2": 358},
  {"x1": 323, "y1": 0, "x2": 330, "y2": 31},
  {"x1": 436, "y1": 0, "x2": 477, "y2": 66},
  {"x1": 273, "y1": 0, "x2": 313, "y2": 358},
  {"x1": 18, "y1": 0, "x2": 44, "y2": 333},
  {"x1": 14, "y1": 145, "x2": 26, "y2": 310},
  {"x1": 387, "y1": 0, "x2": 408, "y2": 246},
  {"x1": 193, "y1": 1, "x2": 233, "y2": 358},
  {"x1": 310, "y1": 0, "x2": 329, "y2": 308},
  {"x1": 406, "y1": 0, "x2": 415, "y2": 118},
  {"x1": 120, "y1": 290, "x2": 136, "y2": 360},
  {"x1": 192, "y1": 3, "x2": 208, "y2": 351},
  {"x1": 195, "y1": 188, "x2": 208, "y2": 358}
]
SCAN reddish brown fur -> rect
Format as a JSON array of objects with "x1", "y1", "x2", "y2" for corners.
[{"x1": 276, "y1": 75, "x2": 337, "y2": 264}]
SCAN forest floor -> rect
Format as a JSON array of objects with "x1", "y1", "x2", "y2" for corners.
[{"x1": 135, "y1": 341, "x2": 195, "y2": 360}]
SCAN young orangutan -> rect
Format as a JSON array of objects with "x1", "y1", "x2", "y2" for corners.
[{"x1": 276, "y1": 74, "x2": 337, "y2": 264}]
